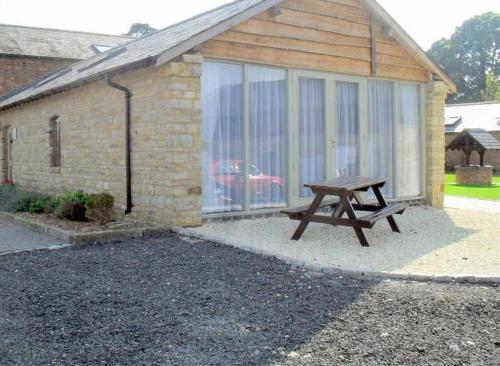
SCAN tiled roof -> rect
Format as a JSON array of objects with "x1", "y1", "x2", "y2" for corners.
[
  {"x1": 447, "y1": 128, "x2": 500, "y2": 152},
  {"x1": 0, "y1": 24, "x2": 131, "y2": 60},
  {"x1": 0, "y1": 0, "x2": 275, "y2": 109},
  {"x1": 0, "y1": 0, "x2": 455, "y2": 110},
  {"x1": 445, "y1": 102, "x2": 500, "y2": 133}
]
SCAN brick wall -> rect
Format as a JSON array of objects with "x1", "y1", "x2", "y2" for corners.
[
  {"x1": 1, "y1": 127, "x2": 7, "y2": 183},
  {"x1": 445, "y1": 131, "x2": 500, "y2": 172},
  {"x1": 0, "y1": 55, "x2": 75, "y2": 97},
  {"x1": 0, "y1": 53, "x2": 203, "y2": 227}
]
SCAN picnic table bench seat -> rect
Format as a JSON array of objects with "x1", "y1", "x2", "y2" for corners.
[
  {"x1": 358, "y1": 202, "x2": 408, "y2": 227},
  {"x1": 281, "y1": 197, "x2": 339, "y2": 218}
]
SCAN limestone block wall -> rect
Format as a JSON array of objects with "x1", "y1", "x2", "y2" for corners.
[
  {"x1": 424, "y1": 81, "x2": 449, "y2": 208},
  {"x1": 0, "y1": 53, "x2": 203, "y2": 227}
]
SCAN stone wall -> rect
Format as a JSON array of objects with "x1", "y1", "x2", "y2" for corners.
[
  {"x1": 0, "y1": 55, "x2": 75, "y2": 98},
  {"x1": 455, "y1": 166, "x2": 493, "y2": 185},
  {"x1": 445, "y1": 131, "x2": 500, "y2": 172},
  {"x1": 0, "y1": 53, "x2": 203, "y2": 227},
  {"x1": 424, "y1": 81, "x2": 449, "y2": 208}
]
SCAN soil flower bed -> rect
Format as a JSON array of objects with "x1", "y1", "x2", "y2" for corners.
[{"x1": 15, "y1": 212, "x2": 153, "y2": 233}]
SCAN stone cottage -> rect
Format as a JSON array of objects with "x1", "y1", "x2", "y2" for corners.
[
  {"x1": 0, "y1": 24, "x2": 130, "y2": 98},
  {"x1": 0, "y1": 0, "x2": 455, "y2": 227}
]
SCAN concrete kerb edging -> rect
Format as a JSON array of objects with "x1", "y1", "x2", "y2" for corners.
[
  {"x1": 0, "y1": 211, "x2": 170, "y2": 245},
  {"x1": 172, "y1": 227, "x2": 500, "y2": 286}
]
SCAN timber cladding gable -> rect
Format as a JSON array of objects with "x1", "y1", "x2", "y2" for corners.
[{"x1": 202, "y1": 0, "x2": 430, "y2": 82}]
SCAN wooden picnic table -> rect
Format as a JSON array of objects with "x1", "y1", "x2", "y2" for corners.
[{"x1": 281, "y1": 176, "x2": 408, "y2": 247}]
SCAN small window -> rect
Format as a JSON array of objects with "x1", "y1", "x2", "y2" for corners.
[
  {"x1": 48, "y1": 116, "x2": 61, "y2": 168},
  {"x1": 91, "y1": 44, "x2": 112, "y2": 54}
]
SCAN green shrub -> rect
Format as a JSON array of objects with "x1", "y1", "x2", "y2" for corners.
[
  {"x1": 44, "y1": 196, "x2": 61, "y2": 214},
  {"x1": 28, "y1": 200, "x2": 46, "y2": 214},
  {"x1": 0, "y1": 185, "x2": 49, "y2": 213},
  {"x1": 55, "y1": 190, "x2": 90, "y2": 221},
  {"x1": 86, "y1": 192, "x2": 115, "y2": 225}
]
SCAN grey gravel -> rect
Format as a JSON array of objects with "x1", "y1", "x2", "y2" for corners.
[{"x1": 0, "y1": 234, "x2": 498, "y2": 365}]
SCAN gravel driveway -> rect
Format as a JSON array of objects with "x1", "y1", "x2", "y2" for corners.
[{"x1": 0, "y1": 234, "x2": 498, "y2": 365}]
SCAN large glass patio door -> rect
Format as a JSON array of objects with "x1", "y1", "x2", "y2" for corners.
[
  {"x1": 201, "y1": 61, "x2": 422, "y2": 215},
  {"x1": 290, "y1": 72, "x2": 362, "y2": 205}
]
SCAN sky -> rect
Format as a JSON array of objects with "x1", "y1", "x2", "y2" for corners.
[{"x1": 0, "y1": 0, "x2": 499, "y2": 50}]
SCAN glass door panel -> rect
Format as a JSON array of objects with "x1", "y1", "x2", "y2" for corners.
[
  {"x1": 368, "y1": 80, "x2": 394, "y2": 197},
  {"x1": 299, "y1": 78, "x2": 326, "y2": 198},
  {"x1": 336, "y1": 82, "x2": 359, "y2": 177},
  {"x1": 201, "y1": 62, "x2": 244, "y2": 214},
  {"x1": 397, "y1": 83, "x2": 421, "y2": 196},
  {"x1": 248, "y1": 66, "x2": 288, "y2": 210}
]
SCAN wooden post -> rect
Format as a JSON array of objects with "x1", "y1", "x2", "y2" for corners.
[
  {"x1": 464, "y1": 137, "x2": 471, "y2": 165},
  {"x1": 479, "y1": 150, "x2": 485, "y2": 167}
]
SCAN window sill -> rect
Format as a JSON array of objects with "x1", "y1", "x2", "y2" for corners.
[{"x1": 49, "y1": 167, "x2": 61, "y2": 174}]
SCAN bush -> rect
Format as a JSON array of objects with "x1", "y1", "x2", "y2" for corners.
[
  {"x1": 0, "y1": 185, "x2": 50, "y2": 213},
  {"x1": 86, "y1": 192, "x2": 115, "y2": 225},
  {"x1": 55, "y1": 190, "x2": 90, "y2": 221},
  {"x1": 44, "y1": 196, "x2": 61, "y2": 214},
  {"x1": 28, "y1": 200, "x2": 46, "y2": 214}
]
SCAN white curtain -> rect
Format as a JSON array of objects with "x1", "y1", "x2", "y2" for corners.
[
  {"x1": 398, "y1": 83, "x2": 421, "y2": 196},
  {"x1": 299, "y1": 79, "x2": 325, "y2": 197},
  {"x1": 249, "y1": 66, "x2": 287, "y2": 209},
  {"x1": 336, "y1": 82, "x2": 359, "y2": 177},
  {"x1": 201, "y1": 62, "x2": 244, "y2": 213},
  {"x1": 368, "y1": 80, "x2": 394, "y2": 197}
]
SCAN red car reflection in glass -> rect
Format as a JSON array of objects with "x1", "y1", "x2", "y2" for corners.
[{"x1": 209, "y1": 160, "x2": 285, "y2": 203}]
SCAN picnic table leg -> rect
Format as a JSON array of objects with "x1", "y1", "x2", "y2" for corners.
[
  {"x1": 331, "y1": 201, "x2": 345, "y2": 219},
  {"x1": 291, "y1": 193, "x2": 325, "y2": 240},
  {"x1": 372, "y1": 185, "x2": 400, "y2": 233},
  {"x1": 341, "y1": 194, "x2": 369, "y2": 247}
]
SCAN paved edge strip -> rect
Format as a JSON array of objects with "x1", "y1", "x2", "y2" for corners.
[
  {"x1": 0, "y1": 212, "x2": 170, "y2": 245},
  {"x1": 173, "y1": 227, "x2": 500, "y2": 286}
]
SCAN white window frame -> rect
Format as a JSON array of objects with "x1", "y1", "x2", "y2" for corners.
[{"x1": 202, "y1": 59, "x2": 425, "y2": 218}]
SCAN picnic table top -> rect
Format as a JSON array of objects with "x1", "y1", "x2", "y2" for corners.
[{"x1": 304, "y1": 176, "x2": 388, "y2": 193}]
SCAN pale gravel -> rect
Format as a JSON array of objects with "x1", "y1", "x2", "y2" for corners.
[{"x1": 190, "y1": 207, "x2": 500, "y2": 278}]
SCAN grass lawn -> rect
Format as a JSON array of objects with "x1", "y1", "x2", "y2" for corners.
[{"x1": 445, "y1": 174, "x2": 500, "y2": 200}]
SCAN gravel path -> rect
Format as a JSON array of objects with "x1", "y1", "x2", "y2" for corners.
[
  {"x1": 191, "y1": 207, "x2": 500, "y2": 277},
  {"x1": 444, "y1": 196, "x2": 500, "y2": 214},
  {"x1": 0, "y1": 234, "x2": 498, "y2": 365}
]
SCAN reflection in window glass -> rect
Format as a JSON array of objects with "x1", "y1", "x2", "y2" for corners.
[
  {"x1": 248, "y1": 66, "x2": 287, "y2": 209},
  {"x1": 201, "y1": 62, "x2": 244, "y2": 213}
]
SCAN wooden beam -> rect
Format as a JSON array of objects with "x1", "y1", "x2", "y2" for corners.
[{"x1": 370, "y1": 15, "x2": 377, "y2": 76}]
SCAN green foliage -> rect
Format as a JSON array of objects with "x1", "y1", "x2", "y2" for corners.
[
  {"x1": 0, "y1": 185, "x2": 49, "y2": 213},
  {"x1": 445, "y1": 174, "x2": 500, "y2": 200},
  {"x1": 484, "y1": 72, "x2": 500, "y2": 101},
  {"x1": 44, "y1": 196, "x2": 61, "y2": 214},
  {"x1": 55, "y1": 190, "x2": 90, "y2": 221},
  {"x1": 125, "y1": 23, "x2": 157, "y2": 38},
  {"x1": 86, "y1": 193, "x2": 115, "y2": 225},
  {"x1": 1, "y1": 187, "x2": 116, "y2": 223},
  {"x1": 28, "y1": 200, "x2": 46, "y2": 214},
  {"x1": 428, "y1": 12, "x2": 500, "y2": 104}
]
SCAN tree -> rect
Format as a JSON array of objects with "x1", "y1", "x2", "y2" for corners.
[
  {"x1": 126, "y1": 23, "x2": 157, "y2": 38},
  {"x1": 483, "y1": 72, "x2": 500, "y2": 101},
  {"x1": 427, "y1": 12, "x2": 500, "y2": 104}
]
